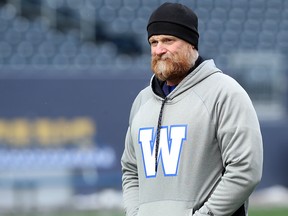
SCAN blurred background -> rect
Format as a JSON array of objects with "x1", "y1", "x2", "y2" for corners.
[{"x1": 0, "y1": 0, "x2": 287, "y2": 215}]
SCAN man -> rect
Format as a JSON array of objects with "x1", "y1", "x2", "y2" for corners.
[{"x1": 121, "y1": 2, "x2": 263, "y2": 216}]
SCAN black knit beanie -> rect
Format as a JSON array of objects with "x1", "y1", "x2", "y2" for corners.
[{"x1": 147, "y1": 2, "x2": 199, "y2": 49}]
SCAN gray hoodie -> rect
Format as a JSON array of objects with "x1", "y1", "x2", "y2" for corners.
[{"x1": 121, "y1": 60, "x2": 263, "y2": 216}]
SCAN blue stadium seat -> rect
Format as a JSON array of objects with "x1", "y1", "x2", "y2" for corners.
[
  {"x1": 12, "y1": 17, "x2": 30, "y2": 33},
  {"x1": 266, "y1": 0, "x2": 283, "y2": 10},
  {"x1": 225, "y1": 19, "x2": 244, "y2": 33},
  {"x1": 258, "y1": 31, "x2": 277, "y2": 50},
  {"x1": 111, "y1": 18, "x2": 130, "y2": 34},
  {"x1": 282, "y1": 8, "x2": 288, "y2": 20},
  {"x1": 239, "y1": 30, "x2": 259, "y2": 49},
  {"x1": 25, "y1": 29, "x2": 45, "y2": 46},
  {"x1": 123, "y1": 0, "x2": 141, "y2": 10},
  {"x1": 115, "y1": 54, "x2": 134, "y2": 71},
  {"x1": 244, "y1": 19, "x2": 262, "y2": 33},
  {"x1": 200, "y1": 46, "x2": 218, "y2": 59},
  {"x1": 0, "y1": 3, "x2": 17, "y2": 20},
  {"x1": 65, "y1": 0, "x2": 84, "y2": 10},
  {"x1": 229, "y1": 8, "x2": 246, "y2": 23},
  {"x1": 85, "y1": 0, "x2": 105, "y2": 9},
  {"x1": 280, "y1": 19, "x2": 288, "y2": 31},
  {"x1": 276, "y1": 31, "x2": 288, "y2": 53},
  {"x1": 79, "y1": 41, "x2": 99, "y2": 56},
  {"x1": 103, "y1": 0, "x2": 122, "y2": 10},
  {"x1": 52, "y1": 53, "x2": 71, "y2": 70},
  {"x1": 29, "y1": 18, "x2": 50, "y2": 33},
  {"x1": 213, "y1": 54, "x2": 229, "y2": 70},
  {"x1": 178, "y1": 0, "x2": 196, "y2": 9},
  {"x1": 198, "y1": 19, "x2": 206, "y2": 35},
  {"x1": 0, "y1": 18, "x2": 9, "y2": 34},
  {"x1": 98, "y1": 5, "x2": 117, "y2": 22},
  {"x1": 196, "y1": 0, "x2": 214, "y2": 11},
  {"x1": 195, "y1": 7, "x2": 210, "y2": 22},
  {"x1": 4, "y1": 29, "x2": 23, "y2": 45},
  {"x1": 9, "y1": 53, "x2": 28, "y2": 69},
  {"x1": 31, "y1": 55, "x2": 50, "y2": 70},
  {"x1": 94, "y1": 52, "x2": 113, "y2": 68},
  {"x1": 38, "y1": 41, "x2": 56, "y2": 58},
  {"x1": 131, "y1": 17, "x2": 147, "y2": 34},
  {"x1": 45, "y1": 29, "x2": 66, "y2": 46},
  {"x1": 247, "y1": 8, "x2": 264, "y2": 20},
  {"x1": 284, "y1": 1, "x2": 288, "y2": 9},
  {"x1": 203, "y1": 30, "x2": 221, "y2": 46},
  {"x1": 141, "y1": 0, "x2": 159, "y2": 8},
  {"x1": 210, "y1": 7, "x2": 228, "y2": 21},
  {"x1": 265, "y1": 8, "x2": 281, "y2": 21},
  {"x1": 214, "y1": 0, "x2": 231, "y2": 10},
  {"x1": 98, "y1": 42, "x2": 118, "y2": 58},
  {"x1": 0, "y1": 41, "x2": 12, "y2": 59},
  {"x1": 118, "y1": 6, "x2": 135, "y2": 22},
  {"x1": 262, "y1": 19, "x2": 279, "y2": 32},
  {"x1": 249, "y1": 0, "x2": 266, "y2": 11},
  {"x1": 44, "y1": 0, "x2": 65, "y2": 10},
  {"x1": 136, "y1": 6, "x2": 152, "y2": 20},
  {"x1": 201, "y1": 29, "x2": 221, "y2": 58},
  {"x1": 17, "y1": 41, "x2": 34, "y2": 58},
  {"x1": 74, "y1": 53, "x2": 92, "y2": 70},
  {"x1": 220, "y1": 30, "x2": 240, "y2": 52},
  {"x1": 59, "y1": 40, "x2": 79, "y2": 58},
  {"x1": 232, "y1": 0, "x2": 249, "y2": 10},
  {"x1": 206, "y1": 19, "x2": 225, "y2": 33}
]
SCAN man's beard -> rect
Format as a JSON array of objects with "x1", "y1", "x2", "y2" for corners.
[{"x1": 151, "y1": 49, "x2": 195, "y2": 83}]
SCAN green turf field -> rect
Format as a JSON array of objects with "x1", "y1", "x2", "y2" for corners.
[
  {"x1": 3, "y1": 208, "x2": 288, "y2": 216},
  {"x1": 249, "y1": 207, "x2": 288, "y2": 216}
]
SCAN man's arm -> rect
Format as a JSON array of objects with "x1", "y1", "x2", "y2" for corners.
[
  {"x1": 194, "y1": 84, "x2": 263, "y2": 216},
  {"x1": 121, "y1": 126, "x2": 139, "y2": 216}
]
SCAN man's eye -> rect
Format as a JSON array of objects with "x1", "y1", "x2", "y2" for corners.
[
  {"x1": 164, "y1": 39, "x2": 173, "y2": 43},
  {"x1": 150, "y1": 41, "x2": 157, "y2": 46}
]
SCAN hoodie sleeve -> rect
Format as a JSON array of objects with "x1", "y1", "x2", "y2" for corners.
[
  {"x1": 121, "y1": 92, "x2": 145, "y2": 216},
  {"x1": 194, "y1": 76, "x2": 263, "y2": 216},
  {"x1": 121, "y1": 125, "x2": 139, "y2": 216}
]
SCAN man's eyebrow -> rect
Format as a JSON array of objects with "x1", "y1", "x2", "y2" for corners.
[{"x1": 148, "y1": 38, "x2": 156, "y2": 43}]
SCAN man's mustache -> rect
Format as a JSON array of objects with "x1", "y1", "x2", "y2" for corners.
[{"x1": 152, "y1": 55, "x2": 171, "y2": 61}]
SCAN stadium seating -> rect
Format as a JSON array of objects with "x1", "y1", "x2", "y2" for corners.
[{"x1": 0, "y1": 0, "x2": 287, "y2": 76}]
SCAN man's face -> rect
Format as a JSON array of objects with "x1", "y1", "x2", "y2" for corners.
[{"x1": 149, "y1": 35, "x2": 196, "y2": 86}]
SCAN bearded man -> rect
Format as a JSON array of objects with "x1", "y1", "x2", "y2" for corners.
[{"x1": 121, "y1": 2, "x2": 263, "y2": 216}]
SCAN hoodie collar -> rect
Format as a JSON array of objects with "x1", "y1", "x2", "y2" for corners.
[{"x1": 152, "y1": 55, "x2": 204, "y2": 98}]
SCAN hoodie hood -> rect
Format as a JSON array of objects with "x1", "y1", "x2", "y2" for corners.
[{"x1": 151, "y1": 59, "x2": 222, "y2": 100}]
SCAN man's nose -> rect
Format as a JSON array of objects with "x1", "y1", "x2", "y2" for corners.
[{"x1": 154, "y1": 43, "x2": 167, "y2": 55}]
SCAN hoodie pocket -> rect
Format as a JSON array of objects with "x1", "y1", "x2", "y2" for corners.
[{"x1": 137, "y1": 200, "x2": 195, "y2": 216}]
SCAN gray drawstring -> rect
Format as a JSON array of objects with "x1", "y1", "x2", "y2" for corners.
[{"x1": 155, "y1": 97, "x2": 168, "y2": 173}]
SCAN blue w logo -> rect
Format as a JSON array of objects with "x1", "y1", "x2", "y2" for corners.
[{"x1": 138, "y1": 125, "x2": 187, "y2": 178}]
